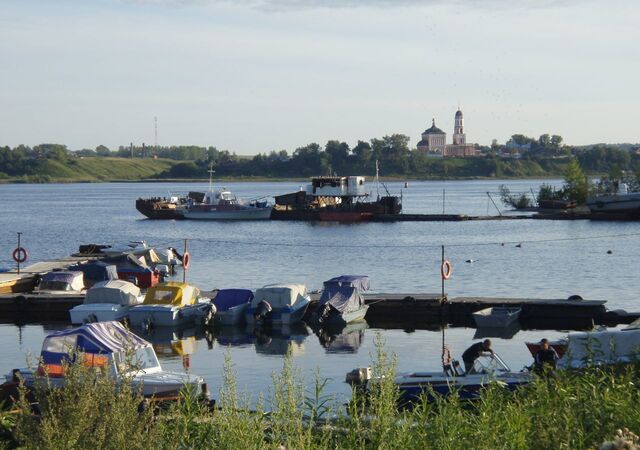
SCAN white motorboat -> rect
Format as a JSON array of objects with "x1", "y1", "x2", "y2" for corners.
[
  {"x1": 245, "y1": 283, "x2": 311, "y2": 325},
  {"x1": 558, "y1": 328, "x2": 640, "y2": 369},
  {"x1": 586, "y1": 190, "x2": 640, "y2": 215},
  {"x1": 36, "y1": 271, "x2": 85, "y2": 294},
  {"x1": 128, "y1": 282, "x2": 212, "y2": 329},
  {"x1": 346, "y1": 353, "x2": 530, "y2": 404},
  {"x1": 69, "y1": 280, "x2": 144, "y2": 324},
  {"x1": 7, "y1": 321, "x2": 209, "y2": 399},
  {"x1": 179, "y1": 168, "x2": 272, "y2": 220},
  {"x1": 472, "y1": 307, "x2": 521, "y2": 328}
]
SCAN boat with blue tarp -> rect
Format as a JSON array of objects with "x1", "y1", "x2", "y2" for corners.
[
  {"x1": 210, "y1": 288, "x2": 254, "y2": 325},
  {"x1": 312, "y1": 275, "x2": 370, "y2": 326}
]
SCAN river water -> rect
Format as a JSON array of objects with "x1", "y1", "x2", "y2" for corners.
[{"x1": 0, "y1": 179, "x2": 638, "y2": 402}]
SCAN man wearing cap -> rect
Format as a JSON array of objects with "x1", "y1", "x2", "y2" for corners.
[{"x1": 462, "y1": 339, "x2": 494, "y2": 374}]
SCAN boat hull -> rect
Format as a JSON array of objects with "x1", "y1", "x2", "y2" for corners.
[
  {"x1": 181, "y1": 207, "x2": 273, "y2": 220},
  {"x1": 586, "y1": 193, "x2": 640, "y2": 215},
  {"x1": 311, "y1": 305, "x2": 369, "y2": 327},
  {"x1": 128, "y1": 304, "x2": 207, "y2": 328},
  {"x1": 69, "y1": 303, "x2": 131, "y2": 324},
  {"x1": 245, "y1": 299, "x2": 310, "y2": 325}
]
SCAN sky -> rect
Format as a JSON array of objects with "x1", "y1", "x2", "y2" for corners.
[{"x1": 0, "y1": 0, "x2": 638, "y2": 154}]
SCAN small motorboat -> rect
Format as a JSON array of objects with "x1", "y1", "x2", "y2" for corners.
[
  {"x1": 128, "y1": 282, "x2": 211, "y2": 329},
  {"x1": 311, "y1": 275, "x2": 370, "y2": 326},
  {"x1": 209, "y1": 288, "x2": 254, "y2": 326},
  {"x1": 69, "y1": 280, "x2": 144, "y2": 324},
  {"x1": 473, "y1": 307, "x2": 521, "y2": 328},
  {"x1": 558, "y1": 329, "x2": 640, "y2": 369},
  {"x1": 346, "y1": 353, "x2": 530, "y2": 405},
  {"x1": 36, "y1": 271, "x2": 85, "y2": 294},
  {"x1": 525, "y1": 339, "x2": 568, "y2": 358},
  {"x1": 245, "y1": 283, "x2": 311, "y2": 325},
  {"x1": 7, "y1": 321, "x2": 209, "y2": 400}
]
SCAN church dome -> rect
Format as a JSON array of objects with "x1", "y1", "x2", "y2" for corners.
[{"x1": 423, "y1": 119, "x2": 445, "y2": 135}]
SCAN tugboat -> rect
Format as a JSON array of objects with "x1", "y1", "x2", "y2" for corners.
[
  {"x1": 271, "y1": 175, "x2": 401, "y2": 222},
  {"x1": 135, "y1": 192, "x2": 204, "y2": 220}
]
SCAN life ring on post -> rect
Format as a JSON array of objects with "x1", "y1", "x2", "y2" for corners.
[
  {"x1": 12, "y1": 247, "x2": 28, "y2": 264},
  {"x1": 182, "y1": 251, "x2": 191, "y2": 270},
  {"x1": 440, "y1": 260, "x2": 452, "y2": 280}
]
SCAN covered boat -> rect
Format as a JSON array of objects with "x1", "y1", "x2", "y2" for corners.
[
  {"x1": 210, "y1": 289, "x2": 254, "y2": 326},
  {"x1": 69, "y1": 280, "x2": 143, "y2": 324},
  {"x1": 313, "y1": 275, "x2": 370, "y2": 326},
  {"x1": 472, "y1": 307, "x2": 521, "y2": 328},
  {"x1": 7, "y1": 321, "x2": 208, "y2": 399},
  {"x1": 68, "y1": 261, "x2": 118, "y2": 288},
  {"x1": 346, "y1": 352, "x2": 530, "y2": 406},
  {"x1": 245, "y1": 283, "x2": 311, "y2": 325},
  {"x1": 557, "y1": 329, "x2": 640, "y2": 369},
  {"x1": 37, "y1": 271, "x2": 85, "y2": 293},
  {"x1": 128, "y1": 282, "x2": 211, "y2": 329}
]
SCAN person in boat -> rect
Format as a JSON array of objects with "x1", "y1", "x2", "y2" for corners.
[
  {"x1": 533, "y1": 338, "x2": 559, "y2": 374},
  {"x1": 462, "y1": 339, "x2": 494, "y2": 374}
]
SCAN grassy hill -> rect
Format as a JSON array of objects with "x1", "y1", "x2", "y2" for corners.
[{"x1": 3, "y1": 157, "x2": 178, "y2": 183}]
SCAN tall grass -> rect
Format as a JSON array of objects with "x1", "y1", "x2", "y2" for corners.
[{"x1": 7, "y1": 337, "x2": 640, "y2": 450}]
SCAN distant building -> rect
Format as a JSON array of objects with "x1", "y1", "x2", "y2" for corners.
[
  {"x1": 416, "y1": 119, "x2": 446, "y2": 155},
  {"x1": 417, "y1": 109, "x2": 478, "y2": 157}
]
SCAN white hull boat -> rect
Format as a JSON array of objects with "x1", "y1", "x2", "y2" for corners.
[
  {"x1": 7, "y1": 322, "x2": 209, "y2": 400},
  {"x1": 181, "y1": 206, "x2": 272, "y2": 220},
  {"x1": 473, "y1": 307, "x2": 521, "y2": 328},
  {"x1": 586, "y1": 192, "x2": 640, "y2": 214},
  {"x1": 69, "y1": 280, "x2": 143, "y2": 325},
  {"x1": 245, "y1": 283, "x2": 311, "y2": 325}
]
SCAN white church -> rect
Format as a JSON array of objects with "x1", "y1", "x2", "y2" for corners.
[{"x1": 416, "y1": 109, "x2": 478, "y2": 157}]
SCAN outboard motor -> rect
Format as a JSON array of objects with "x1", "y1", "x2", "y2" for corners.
[
  {"x1": 254, "y1": 300, "x2": 273, "y2": 323},
  {"x1": 317, "y1": 304, "x2": 332, "y2": 324}
]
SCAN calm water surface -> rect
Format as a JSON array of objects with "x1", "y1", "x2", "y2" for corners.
[{"x1": 0, "y1": 179, "x2": 638, "y2": 401}]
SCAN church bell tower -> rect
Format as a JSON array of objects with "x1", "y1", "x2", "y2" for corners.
[{"x1": 453, "y1": 109, "x2": 466, "y2": 145}]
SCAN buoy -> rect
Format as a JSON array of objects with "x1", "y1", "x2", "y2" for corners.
[
  {"x1": 404, "y1": 181, "x2": 409, "y2": 188},
  {"x1": 515, "y1": 243, "x2": 522, "y2": 248},
  {"x1": 12, "y1": 247, "x2": 28, "y2": 264},
  {"x1": 607, "y1": 250, "x2": 613, "y2": 254},
  {"x1": 465, "y1": 259, "x2": 476, "y2": 263},
  {"x1": 440, "y1": 260, "x2": 453, "y2": 280}
]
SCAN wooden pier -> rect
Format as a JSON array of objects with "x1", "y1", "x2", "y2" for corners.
[{"x1": 0, "y1": 257, "x2": 97, "y2": 294}]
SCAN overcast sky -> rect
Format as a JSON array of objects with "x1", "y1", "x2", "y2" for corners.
[{"x1": 0, "y1": 0, "x2": 638, "y2": 153}]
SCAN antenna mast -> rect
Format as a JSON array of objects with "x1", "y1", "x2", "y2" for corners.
[
  {"x1": 208, "y1": 164, "x2": 215, "y2": 192},
  {"x1": 375, "y1": 160, "x2": 380, "y2": 200},
  {"x1": 154, "y1": 116, "x2": 158, "y2": 155}
]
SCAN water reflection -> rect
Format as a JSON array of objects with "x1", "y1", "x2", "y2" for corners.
[
  {"x1": 312, "y1": 321, "x2": 367, "y2": 354},
  {"x1": 473, "y1": 322, "x2": 521, "y2": 339},
  {"x1": 252, "y1": 323, "x2": 311, "y2": 357}
]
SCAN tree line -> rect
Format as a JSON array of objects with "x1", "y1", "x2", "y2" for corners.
[{"x1": 1, "y1": 135, "x2": 639, "y2": 180}]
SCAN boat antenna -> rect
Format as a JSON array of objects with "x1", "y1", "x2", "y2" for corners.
[
  {"x1": 208, "y1": 164, "x2": 215, "y2": 192},
  {"x1": 375, "y1": 160, "x2": 380, "y2": 200}
]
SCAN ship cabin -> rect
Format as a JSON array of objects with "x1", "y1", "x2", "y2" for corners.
[{"x1": 307, "y1": 176, "x2": 367, "y2": 198}]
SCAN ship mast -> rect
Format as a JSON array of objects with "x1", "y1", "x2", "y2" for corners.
[
  {"x1": 208, "y1": 165, "x2": 215, "y2": 192},
  {"x1": 375, "y1": 160, "x2": 380, "y2": 200}
]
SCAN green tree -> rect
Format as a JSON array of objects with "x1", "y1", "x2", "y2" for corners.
[
  {"x1": 563, "y1": 158, "x2": 589, "y2": 204},
  {"x1": 95, "y1": 145, "x2": 111, "y2": 156}
]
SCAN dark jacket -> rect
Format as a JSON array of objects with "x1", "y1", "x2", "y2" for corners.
[
  {"x1": 534, "y1": 347, "x2": 559, "y2": 370},
  {"x1": 462, "y1": 342, "x2": 493, "y2": 362}
]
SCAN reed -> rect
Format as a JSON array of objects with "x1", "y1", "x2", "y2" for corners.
[{"x1": 7, "y1": 339, "x2": 640, "y2": 450}]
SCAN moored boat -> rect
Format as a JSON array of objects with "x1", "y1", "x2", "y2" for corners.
[
  {"x1": 245, "y1": 284, "x2": 311, "y2": 325},
  {"x1": 311, "y1": 275, "x2": 370, "y2": 326},
  {"x1": 36, "y1": 271, "x2": 85, "y2": 294},
  {"x1": 586, "y1": 184, "x2": 640, "y2": 216},
  {"x1": 69, "y1": 279, "x2": 144, "y2": 324},
  {"x1": 128, "y1": 282, "x2": 212, "y2": 329},
  {"x1": 7, "y1": 321, "x2": 209, "y2": 399},
  {"x1": 209, "y1": 288, "x2": 254, "y2": 326},
  {"x1": 472, "y1": 307, "x2": 521, "y2": 328}
]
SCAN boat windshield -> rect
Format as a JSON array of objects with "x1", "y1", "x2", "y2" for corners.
[
  {"x1": 472, "y1": 354, "x2": 510, "y2": 374},
  {"x1": 113, "y1": 346, "x2": 160, "y2": 374},
  {"x1": 39, "y1": 281, "x2": 73, "y2": 291}
]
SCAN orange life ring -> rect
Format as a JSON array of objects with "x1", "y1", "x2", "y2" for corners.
[
  {"x1": 441, "y1": 260, "x2": 452, "y2": 280},
  {"x1": 182, "y1": 251, "x2": 190, "y2": 270},
  {"x1": 12, "y1": 247, "x2": 28, "y2": 264}
]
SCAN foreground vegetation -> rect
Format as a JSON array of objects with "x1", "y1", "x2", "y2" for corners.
[{"x1": 2, "y1": 338, "x2": 640, "y2": 450}]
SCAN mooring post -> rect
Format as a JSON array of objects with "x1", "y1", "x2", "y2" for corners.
[
  {"x1": 17, "y1": 232, "x2": 22, "y2": 274},
  {"x1": 441, "y1": 245, "x2": 445, "y2": 358}
]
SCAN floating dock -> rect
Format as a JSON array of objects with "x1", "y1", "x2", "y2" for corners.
[{"x1": 0, "y1": 257, "x2": 97, "y2": 294}]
